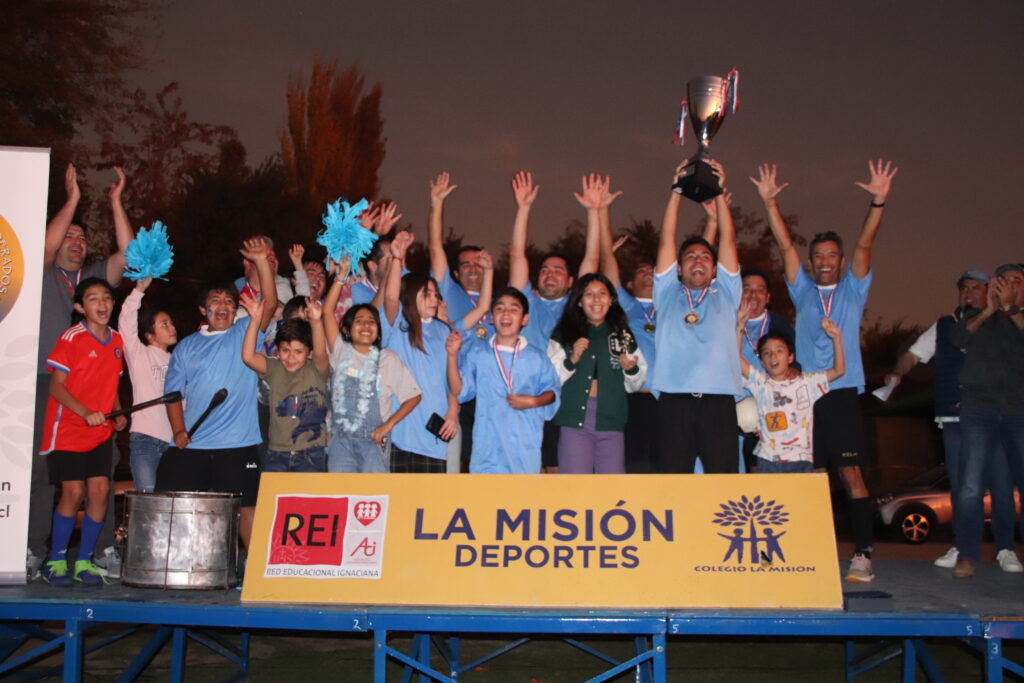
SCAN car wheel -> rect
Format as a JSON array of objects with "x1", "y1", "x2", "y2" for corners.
[{"x1": 895, "y1": 506, "x2": 935, "y2": 544}]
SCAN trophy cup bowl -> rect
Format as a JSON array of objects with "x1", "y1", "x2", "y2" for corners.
[{"x1": 673, "y1": 73, "x2": 736, "y2": 203}]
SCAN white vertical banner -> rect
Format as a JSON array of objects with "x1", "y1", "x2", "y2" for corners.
[{"x1": 0, "y1": 146, "x2": 50, "y2": 584}]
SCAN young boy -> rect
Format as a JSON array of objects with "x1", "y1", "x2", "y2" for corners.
[
  {"x1": 240, "y1": 294, "x2": 329, "y2": 472},
  {"x1": 737, "y1": 301, "x2": 845, "y2": 473},
  {"x1": 157, "y1": 239, "x2": 277, "y2": 549},
  {"x1": 40, "y1": 278, "x2": 128, "y2": 585},
  {"x1": 446, "y1": 287, "x2": 561, "y2": 473}
]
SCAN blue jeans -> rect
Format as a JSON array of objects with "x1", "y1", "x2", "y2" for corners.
[
  {"x1": 953, "y1": 406, "x2": 1024, "y2": 561},
  {"x1": 129, "y1": 432, "x2": 171, "y2": 493},
  {"x1": 328, "y1": 434, "x2": 389, "y2": 473},
  {"x1": 943, "y1": 421, "x2": 1017, "y2": 551},
  {"x1": 756, "y1": 457, "x2": 814, "y2": 474},
  {"x1": 263, "y1": 446, "x2": 327, "y2": 473}
]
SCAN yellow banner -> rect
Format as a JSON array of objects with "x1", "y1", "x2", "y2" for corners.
[{"x1": 242, "y1": 473, "x2": 842, "y2": 610}]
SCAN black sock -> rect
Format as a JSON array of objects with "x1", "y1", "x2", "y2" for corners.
[{"x1": 848, "y1": 496, "x2": 874, "y2": 557}]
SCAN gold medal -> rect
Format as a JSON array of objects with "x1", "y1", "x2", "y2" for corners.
[
  {"x1": 475, "y1": 326, "x2": 487, "y2": 339},
  {"x1": 643, "y1": 323, "x2": 656, "y2": 333},
  {"x1": 684, "y1": 312, "x2": 699, "y2": 325}
]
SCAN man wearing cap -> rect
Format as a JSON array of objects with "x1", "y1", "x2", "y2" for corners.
[
  {"x1": 947, "y1": 263, "x2": 1024, "y2": 578},
  {"x1": 886, "y1": 270, "x2": 1021, "y2": 573}
]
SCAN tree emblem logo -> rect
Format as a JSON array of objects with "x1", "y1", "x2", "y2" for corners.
[{"x1": 712, "y1": 495, "x2": 790, "y2": 564}]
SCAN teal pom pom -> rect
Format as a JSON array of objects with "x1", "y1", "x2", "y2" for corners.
[
  {"x1": 316, "y1": 198, "x2": 377, "y2": 276},
  {"x1": 124, "y1": 221, "x2": 174, "y2": 281}
]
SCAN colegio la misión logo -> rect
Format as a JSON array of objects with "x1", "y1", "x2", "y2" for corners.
[{"x1": 695, "y1": 495, "x2": 816, "y2": 574}]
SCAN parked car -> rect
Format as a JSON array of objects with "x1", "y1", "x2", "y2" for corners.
[{"x1": 875, "y1": 465, "x2": 1020, "y2": 544}]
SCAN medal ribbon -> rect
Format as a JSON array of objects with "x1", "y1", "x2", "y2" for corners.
[
  {"x1": 365, "y1": 278, "x2": 378, "y2": 295},
  {"x1": 683, "y1": 286, "x2": 709, "y2": 320},
  {"x1": 494, "y1": 338, "x2": 522, "y2": 393},
  {"x1": 56, "y1": 267, "x2": 81, "y2": 297},
  {"x1": 743, "y1": 313, "x2": 769, "y2": 352},
  {"x1": 641, "y1": 302, "x2": 656, "y2": 328},
  {"x1": 817, "y1": 287, "x2": 835, "y2": 317}
]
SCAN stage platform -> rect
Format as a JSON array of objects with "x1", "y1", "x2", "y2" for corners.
[{"x1": 1, "y1": 560, "x2": 1022, "y2": 682}]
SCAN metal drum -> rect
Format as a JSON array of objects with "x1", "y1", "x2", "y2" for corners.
[{"x1": 123, "y1": 491, "x2": 240, "y2": 589}]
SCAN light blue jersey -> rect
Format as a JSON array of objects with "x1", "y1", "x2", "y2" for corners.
[
  {"x1": 438, "y1": 266, "x2": 488, "y2": 362},
  {"x1": 519, "y1": 283, "x2": 568, "y2": 350},
  {"x1": 164, "y1": 318, "x2": 266, "y2": 450},
  {"x1": 381, "y1": 308, "x2": 462, "y2": 460},
  {"x1": 651, "y1": 265, "x2": 742, "y2": 395},
  {"x1": 787, "y1": 266, "x2": 870, "y2": 392},
  {"x1": 457, "y1": 337, "x2": 561, "y2": 473},
  {"x1": 617, "y1": 287, "x2": 656, "y2": 392},
  {"x1": 349, "y1": 280, "x2": 377, "y2": 306}
]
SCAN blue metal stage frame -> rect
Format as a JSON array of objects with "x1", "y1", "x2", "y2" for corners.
[{"x1": 2, "y1": 596, "x2": 1023, "y2": 681}]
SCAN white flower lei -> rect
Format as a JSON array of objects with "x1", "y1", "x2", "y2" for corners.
[{"x1": 333, "y1": 344, "x2": 382, "y2": 433}]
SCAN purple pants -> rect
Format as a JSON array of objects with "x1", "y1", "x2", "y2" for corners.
[{"x1": 558, "y1": 397, "x2": 625, "y2": 473}]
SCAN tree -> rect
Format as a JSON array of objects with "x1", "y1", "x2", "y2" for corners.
[{"x1": 280, "y1": 58, "x2": 386, "y2": 215}]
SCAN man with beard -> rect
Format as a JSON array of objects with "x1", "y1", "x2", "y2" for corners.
[
  {"x1": 886, "y1": 270, "x2": 1021, "y2": 573},
  {"x1": 751, "y1": 159, "x2": 898, "y2": 583}
]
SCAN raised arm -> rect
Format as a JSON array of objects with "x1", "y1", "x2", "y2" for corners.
[
  {"x1": 710, "y1": 161, "x2": 738, "y2": 273},
  {"x1": 822, "y1": 318, "x2": 846, "y2": 382},
  {"x1": 306, "y1": 299, "x2": 330, "y2": 374},
  {"x1": 656, "y1": 163, "x2": 686, "y2": 274},
  {"x1": 106, "y1": 167, "x2": 132, "y2": 284},
  {"x1": 736, "y1": 295, "x2": 753, "y2": 378},
  {"x1": 462, "y1": 250, "x2": 494, "y2": 329},
  {"x1": 699, "y1": 190, "x2": 732, "y2": 245},
  {"x1": 749, "y1": 163, "x2": 801, "y2": 284},
  {"x1": 445, "y1": 330, "x2": 463, "y2": 398},
  {"x1": 44, "y1": 163, "x2": 80, "y2": 266},
  {"x1": 383, "y1": 231, "x2": 413, "y2": 326},
  {"x1": 239, "y1": 238, "x2": 277, "y2": 332},
  {"x1": 290, "y1": 244, "x2": 310, "y2": 297},
  {"x1": 851, "y1": 158, "x2": 898, "y2": 278},
  {"x1": 374, "y1": 201, "x2": 403, "y2": 237},
  {"x1": 574, "y1": 174, "x2": 606, "y2": 277},
  {"x1": 428, "y1": 173, "x2": 457, "y2": 281},
  {"x1": 597, "y1": 177, "x2": 625, "y2": 289},
  {"x1": 238, "y1": 292, "x2": 268, "y2": 374},
  {"x1": 322, "y1": 258, "x2": 351, "y2": 351},
  {"x1": 509, "y1": 171, "x2": 539, "y2": 289}
]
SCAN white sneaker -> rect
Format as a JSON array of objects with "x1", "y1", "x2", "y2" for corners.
[
  {"x1": 93, "y1": 546, "x2": 122, "y2": 579},
  {"x1": 845, "y1": 553, "x2": 875, "y2": 582},
  {"x1": 996, "y1": 549, "x2": 1024, "y2": 573},
  {"x1": 26, "y1": 550, "x2": 43, "y2": 581},
  {"x1": 933, "y1": 547, "x2": 959, "y2": 568}
]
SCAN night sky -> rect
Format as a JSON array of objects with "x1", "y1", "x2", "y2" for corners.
[{"x1": 133, "y1": 0, "x2": 1024, "y2": 325}]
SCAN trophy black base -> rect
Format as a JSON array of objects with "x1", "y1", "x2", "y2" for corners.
[{"x1": 672, "y1": 159, "x2": 722, "y2": 203}]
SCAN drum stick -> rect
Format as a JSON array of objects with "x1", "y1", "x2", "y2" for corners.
[
  {"x1": 105, "y1": 391, "x2": 183, "y2": 420},
  {"x1": 187, "y1": 388, "x2": 229, "y2": 438}
]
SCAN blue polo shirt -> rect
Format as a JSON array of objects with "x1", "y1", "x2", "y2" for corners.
[
  {"x1": 518, "y1": 282, "x2": 568, "y2": 350},
  {"x1": 617, "y1": 286, "x2": 656, "y2": 392}
]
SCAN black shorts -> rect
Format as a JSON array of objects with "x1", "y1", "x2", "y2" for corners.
[
  {"x1": 154, "y1": 445, "x2": 261, "y2": 507},
  {"x1": 812, "y1": 387, "x2": 866, "y2": 469},
  {"x1": 47, "y1": 444, "x2": 112, "y2": 483},
  {"x1": 655, "y1": 393, "x2": 739, "y2": 474},
  {"x1": 541, "y1": 420, "x2": 560, "y2": 468}
]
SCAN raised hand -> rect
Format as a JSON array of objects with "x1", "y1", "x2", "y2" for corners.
[
  {"x1": 239, "y1": 237, "x2": 269, "y2": 263},
  {"x1": 390, "y1": 230, "x2": 414, "y2": 260},
  {"x1": 306, "y1": 298, "x2": 323, "y2": 321},
  {"x1": 611, "y1": 235, "x2": 629, "y2": 253},
  {"x1": 136, "y1": 277, "x2": 152, "y2": 293},
  {"x1": 701, "y1": 190, "x2": 733, "y2": 220},
  {"x1": 748, "y1": 163, "x2": 788, "y2": 203},
  {"x1": 707, "y1": 159, "x2": 727, "y2": 189},
  {"x1": 446, "y1": 330, "x2": 463, "y2": 356},
  {"x1": 477, "y1": 249, "x2": 494, "y2": 271},
  {"x1": 375, "y1": 201, "x2": 403, "y2": 236},
  {"x1": 574, "y1": 173, "x2": 604, "y2": 210},
  {"x1": 430, "y1": 172, "x2": 458, "y2": 206},
  {"x1": 570, "y1": 337, "x2": 590, "y2": 365},
  {"x1": 737, "y1": 293, "x2": 753, "y2": 326},
  {"x1": 106, "y1": 166, "x2": 126, "y2": 202},
  {"x1": 854, "y1": 158, "x2": 898, "y2": 201},
  {"x1": 821, "y1": 317, "x2": 841, "y2": 339},
  {"x1": 64, "y1": 163, "x2": 80, "y2": 201},
  {"x1": 289, "y1": 243, "x2": 305, "y2": 269},
  {"x1": 358, "y1": 202, "x2": 381, "y2": 232},
  {"x1": 993, "y1": 276, "x2": 1017, "y2": 308},
  {"x1": 599, "y1": 176, "x2": 623, "y2": 208},
  {"x1": 239, "y1": 290, "x2": 264, "y2": 319},
  {"x1": 511, "y1": 171, "x2": 539, "y2": 207},
  {"x1": 673, "y1": 161, "x2": 689, "y2": 185}
]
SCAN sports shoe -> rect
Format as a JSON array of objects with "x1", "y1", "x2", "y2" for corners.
[
  {"x1": 933, "y1": 547, "x2": 959, "y2": 568},
  {"x1": 93, "y1": 545, "x2": 122, "y2": 579},
  {"x1": 844, "y1": 553, "x2": 875, "y2": 582},
  {"x1": 73, "y1": 559, "x2": 109, "y2": 586},
  {"x1": 41, "y1": 560, "x2": 73, "y2": 586},
  {"x1": 996, "y1": 549, "x2": 1024, "y2": 573},
  {"x1": 953, "y1": 557, "x2": 977, "y2": 578},
  {"x1": 26, "y1": 550, "x2": 43, "y2": 581}
]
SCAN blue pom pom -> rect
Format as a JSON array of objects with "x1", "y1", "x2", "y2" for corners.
[
  {"x1": 316, "y1": 198, "x2": 377, "y2": 276},
  {"x1": 123, "y1": 221, "x2": 174, "y2": 281}
]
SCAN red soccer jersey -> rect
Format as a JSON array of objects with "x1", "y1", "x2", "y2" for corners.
[{"x1": 39, "y1": 323, "x2": 124, "y2": 454}]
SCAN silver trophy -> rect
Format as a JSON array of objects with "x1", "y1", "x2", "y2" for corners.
[{"x1": 673, "y1": 69, "x2": 739, "y2": 202}]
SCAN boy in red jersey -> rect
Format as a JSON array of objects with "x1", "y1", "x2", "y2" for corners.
[{"x1": 39, "y1": 278, "x2": 127, "y2": 585}]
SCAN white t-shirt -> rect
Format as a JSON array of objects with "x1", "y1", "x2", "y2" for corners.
[{"x1": 743, "y1": 369, "x2": 829, "y2": 463}]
